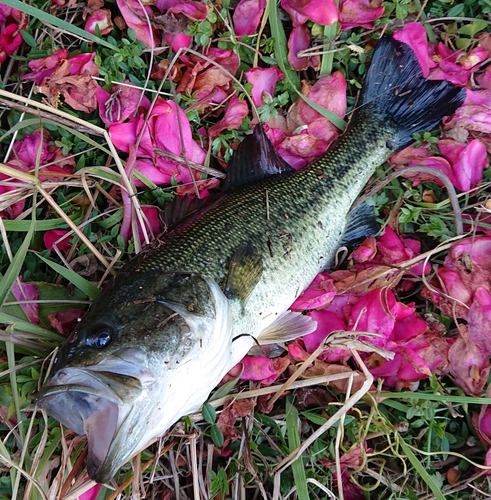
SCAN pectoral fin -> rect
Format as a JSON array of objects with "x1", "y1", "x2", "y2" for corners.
[{"x1": 224, "y1": 243, "x2": 263, "y2": 306}]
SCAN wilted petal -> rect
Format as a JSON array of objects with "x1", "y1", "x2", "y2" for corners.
[
  {"x1": 162, "y1": 0, "x2": 209, "y2": 21},
  {"x1": 350, "y1": 237, "x2": 377, "y2": 263},
  {"x1": 239, "y1": 355, "x2": 288, "y2": 385},
  {"x1": 304, "y1": 309, "x2": 348, "y2": 362},
  {"x1": 0, "y1": 23, "x2": 23, "y2": 63},
  {"x1": 165, "y1": 32, "x2": 192, "y2": 53},
  {"x1": 136, "y1": 205, "x2": 162, "y2": 241},
  {"x1": 287, "y1": 25, "x2": 319, "y2": 71},
  {"x1": 233, "y1": 0, "x2": 266, "y2": 36},
  {"x1": 48, "y1": 308, "x2": 85, "y2": 335},
  {"x1": 438, "y1": 138, "x2": 488, "y2": 192},
  {"x1": 290, "y1": 272, "x2": 337, "y2": 311},
  {"x1": 444, "y1": 104, "x2": 491, "y2": 135},
  {"x1": 448, "y1": 325, "x2": 489, "y2": 396},
  {"x1": 468, "y1": 287, "x2": 491, "y2": 356},
  {"x1": 281, "y1": 0, "x2": 338, "y2": 26},
  {"x1": 349, "y1": 288, "x2": 398, "y2": 347},
  {"x1": 430, "y1": 42, "x2": 488, "y2": 85},
  {"x1": 393, "y1": 23, "x2": 434, "y2": 78},
  {"x1": 116, "y1": 0, "x2": 157, "y2": 47},
  {"x1": 84, "y1": 9, "x2": 113, "y2": 35},
  {"x1": 245, "y1": 67, "x2": 284, "y2": 107},
  {"x1": 96, "y1": 82, "x2": 150, "y2": 127},
  {"x1": 208, "y1": 96, "x2": 249, "y2": 138},
  {"x1": 298, "y1": 72, "x2": 347, "y2": 127},
  {"x1": 44, "y1": 229, "x2": 72, "y2": 253},
  {"x1": 339, "y1": 0, "x2": 384, "y2": 31},
  {"x1": 11, "y1": 279, "x2": 39, "y2": 324}
]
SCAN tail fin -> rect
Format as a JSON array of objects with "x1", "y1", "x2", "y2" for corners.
[{"x1": 358, "y1": 35, "x2": 466, "y2": 148}]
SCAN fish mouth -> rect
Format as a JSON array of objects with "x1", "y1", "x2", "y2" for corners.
[{"x1": 36, "y1": 349, "x2": 155, "y2": 483}]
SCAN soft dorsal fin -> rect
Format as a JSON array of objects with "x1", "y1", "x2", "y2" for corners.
[
  {"x1": 223, "y1": 124, "x2": 294, "y2": 192},
  {"x1": 223, "y1": 243, "x2": 263, "y2": 306}
]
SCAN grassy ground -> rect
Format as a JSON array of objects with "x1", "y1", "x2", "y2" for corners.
[{"x1": 1, "y1": 0, "x2": 491, "y2": 498}]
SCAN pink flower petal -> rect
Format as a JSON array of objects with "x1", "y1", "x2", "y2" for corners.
[
  {"x1": 239, "y1": 356, "x2": 280, "y2": 385},
  {"x1": 165, "y1": 32, "x2": 192, "y2": 53},
  {"x1": 84, "y1": 9, "x2": 113, "y2": 35},
  {"x1": 290, "y1": 272, "x2": 337, "y2": 310},
  {"x1": 208, "y1": 96, "x2": 249, "y2": 138},
  {"x1": 448, "y1": 325, "x2": 489, "y2": 396},
  {"x1": 298, "y1": 72, "x2": 347, "y2": 127},
  {"x1": 438, "y1": 138, "x2": 488, "y2": 191},
  {"x1": 281, "y1": 0, "x2": 338, "y2": 26},
  {"x1": 468, "y1": 287, "x2": 491, "y2": 356},
  {"x1": 159, "y1": 0, "x2": 209, "y2": 21},
  {"x1": 304, "y1": 309, "x2": 349, "y2": 362},
  {"x1": 11, "y1": 278, "x2": 39, "y2": 324},
  {"x1": 339, "y1": 0, "x2": 385, "y2": 31},
  {"x1": 349, "y1": 288, "x2": 398, "y2": 347},
  {"x1": 116, "y1": 0, "x2": 157, "y2": 48},
  {"x1": 233, "y1": 0, "x2": 266, "y2": 36},
  {"x1": 43, "y1": 229, "x2": 72, "y2": 253},
  {"x1": 393, "y1": 23, "x2": 434, "y2": 78},
  {"x1": 287, "y1": 25, "x2": 319, "y2": 71},
  {"x1": 136, "y1": 205, "x2": 161, "y2": 242},
  {"x1": 96, "y1": 82, "x2": 150, "y2": 127},
  {"x1": 245, "y1": 67, "x2": 284, "y2": 107}
]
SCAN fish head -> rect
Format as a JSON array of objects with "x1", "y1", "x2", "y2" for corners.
[{"x1": 36, "y1": 271, "x2": 233, "y2": 483}]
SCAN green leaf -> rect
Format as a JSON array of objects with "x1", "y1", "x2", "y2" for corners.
[
  {"x1": 20, "y1": 30, "x2": 37, "y2": 48},
  {"x1": 202, "y1": 403, "x2": 217, "y2": 424},
  {"x1": 210, "y1": 425, "x2": 224, "y2": 447},
  {"x1": 36, "y1": 254, "x2": 100, "y2": 300}
]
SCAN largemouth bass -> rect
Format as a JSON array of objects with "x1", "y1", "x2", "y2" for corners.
[{"x1": 36, "y1": 35, "x2": 465, "y2": 483}]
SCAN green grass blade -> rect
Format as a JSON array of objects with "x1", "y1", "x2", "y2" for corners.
[
  {"x1": 380, "y1": 392, "x2": 491, "y2": 405},
  {"x1": 399, "y1": 440, "x2": 446, "y2": 500},
  {"x1": 2, "y1": 0, "x2": 117, "y2": 50},
  {"x1": 286, "y1": 397, "x2": 309, "y2": 500},
  {"x1": 268, "y1": 0, "x2": 300, "y2": 92},
  {"x1": 0, "y1": 223, "x2": 35, "y2": 308},
  {"x1": 2, "y1": 214, "x2": 84, "y2": 232},
  {"x1": 0, "y1": 313, "x2": 64, "y2": 341},
  {"x1": 36, "y1": 254, "x2": 100, "y2": 300},
  {"x1": 320, "y1": 23, "x2": 339, "y2": 75}
]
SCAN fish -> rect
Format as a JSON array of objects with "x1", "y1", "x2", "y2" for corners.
[{"x1": 36, "y1": 35, "x2": 465, "y2": 484}]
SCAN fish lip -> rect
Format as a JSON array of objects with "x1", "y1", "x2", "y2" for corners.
[{"x1": 37, "y1": 351, "x2": 155, "y2": 483}]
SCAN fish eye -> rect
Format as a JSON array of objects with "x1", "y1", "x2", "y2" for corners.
[{"x1": 87, "y1": 326, "x2": 114, "y2": 349}]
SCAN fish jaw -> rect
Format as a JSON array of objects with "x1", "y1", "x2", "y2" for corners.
[{"x1": 36, "y1": 274, "x2": 238, "y2": 483}]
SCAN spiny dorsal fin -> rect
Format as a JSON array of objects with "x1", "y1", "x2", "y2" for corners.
[
  {"x1": 223, "y1": 243, "x2": 263, "y2": 306},
  {"x1": 223, "y1": 124, "x2": 294, "y2": 192},
  {"x1": 161, "y1": 195, "x2": 211, "y2": 231},
  {"x1": 257, "y1": 311, "x2": 317, "y2": 344}
]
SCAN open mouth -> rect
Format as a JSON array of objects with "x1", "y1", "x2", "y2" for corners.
[{"x1": 36, "y1": 362, "x2": 152, "y2": 483}]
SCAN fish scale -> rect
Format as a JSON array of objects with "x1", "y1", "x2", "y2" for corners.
[{"x1": 36, "y1": 35, "x2": 466, "y2": 483}]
